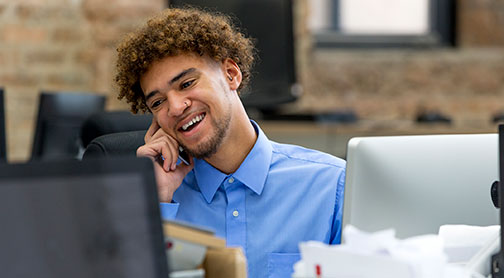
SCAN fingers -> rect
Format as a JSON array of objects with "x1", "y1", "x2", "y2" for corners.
[
  {"x1": 145, "y1": 117, "x2": 161, "y2": 142},
  {"x1": 141, "y1": 117, "x2": 182, "y2": 171},
  {"x1": 170, "y1": 155, "x2": 194, "y2": 178},
  {"x1": 160, "y1": 136, "x2": 179, "y2": 171},
  {"x1": 145, "y1": 119, "x2": 175, "y2": 147},
  {"x1": 144, "y1": 118, "x2": 169, "y2": 143},
  {"x1": 137, "y1": 135, "x2": 179, "y2": 172}
]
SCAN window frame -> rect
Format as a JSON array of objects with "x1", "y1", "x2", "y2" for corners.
[{"x1": 313, "y1": 0, "x2": 456, "y2": 48}]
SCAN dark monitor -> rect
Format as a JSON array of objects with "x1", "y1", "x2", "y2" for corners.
[
  {"x1": 168, "y1": 0, "x2": 299, "y2": 110},
  {"x1": 0, "y1": 88, "x2": 6, "y2": 162},
  {"x1": 498, "y1": 124, "x2": 504, "y2": 274},
  {"x1": 31, "y1": 91, "x2": 106, "y2": 161},
  {"x1": 0, "y1": 157, "x2": 169, "y2": 278}
]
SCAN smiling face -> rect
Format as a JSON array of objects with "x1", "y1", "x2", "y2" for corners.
[{"x1": 139, "y1": 53, "x2": 241, "y2": 159}]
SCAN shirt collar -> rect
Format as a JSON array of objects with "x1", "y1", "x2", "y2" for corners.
[{"x1": 193, "y1": 120, "x2": 272, "y2": 203}]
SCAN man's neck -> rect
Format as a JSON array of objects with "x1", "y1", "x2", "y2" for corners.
[{"x1": 205, "y1": 108, "x2": 257, "y2": 175}]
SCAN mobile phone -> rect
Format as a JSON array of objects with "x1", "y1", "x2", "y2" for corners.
[
  {"x1": 157, "y1": 147, "x2": 191, "y2": 167},
  {"x1": 178, "y1": 146, "x2": 190, "y2": 165}
]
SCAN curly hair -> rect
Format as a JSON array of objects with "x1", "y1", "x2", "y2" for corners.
[{"x1": 115, "y1": 7, "x2": 256, "y2": 113}]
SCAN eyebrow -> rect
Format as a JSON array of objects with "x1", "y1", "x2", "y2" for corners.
[{"x1": 145, "y1": 68, "x2": 197, "y2": 101}]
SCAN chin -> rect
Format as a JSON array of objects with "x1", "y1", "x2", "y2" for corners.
[{"x1": 184, "y1": 136, "x2": 222, "y2": 159}]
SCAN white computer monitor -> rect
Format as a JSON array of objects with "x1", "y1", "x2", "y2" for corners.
[{"x1": 343, "y1": 133, "x2": 499, "y2": 239}]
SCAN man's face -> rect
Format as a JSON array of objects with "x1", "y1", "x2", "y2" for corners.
[{"x1": 139, "y1": 53, "x2": 237, "y2": 159}]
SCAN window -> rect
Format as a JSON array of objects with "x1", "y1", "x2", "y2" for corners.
[{"x1": 309, "y1": 0, "x2": 456, "y2": 48}]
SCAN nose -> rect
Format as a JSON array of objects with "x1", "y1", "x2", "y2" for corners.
[{"x1": 167, "y1": 93, "x2": 188, "y2": 117}]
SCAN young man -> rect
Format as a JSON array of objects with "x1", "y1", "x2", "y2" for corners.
[{"x1": 115, "y1": 7, "x2": 346, "y2": 278}]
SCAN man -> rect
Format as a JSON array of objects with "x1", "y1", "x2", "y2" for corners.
[{"x1": 115, "y1": 7, "x2": 345, "y2": 278}]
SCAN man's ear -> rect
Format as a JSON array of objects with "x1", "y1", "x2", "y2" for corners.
[{"x1": 222, "y1": 58, "x2": 242, "y2": 91}]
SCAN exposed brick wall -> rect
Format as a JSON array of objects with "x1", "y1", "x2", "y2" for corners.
[
  {"x1": 288, "y1": 0, "x2": 504, "y2": 132},
  {"x1": 292, "y1": 49, "x2": 504, "y2": 124},
  {"x1": 0, "y1": 0, "x2": 164, "y2": 161},
  {"x1": 458, "y1": 0, "x2": 504, "y2": 46}
]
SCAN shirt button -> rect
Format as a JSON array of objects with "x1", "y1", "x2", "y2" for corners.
[
  {"x1": 232, "y1": 210, "x2": 239, "y2": 217},
  {"x1": 228, "y1": 177, "x2": 235, "y2": 183}
]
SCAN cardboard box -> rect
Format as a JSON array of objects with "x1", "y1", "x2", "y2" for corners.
[
  {"x1": 163, "y1": 221, "x2": 247, "y2": 278},
  {"x1": 203, "y1": 247, "x2": 247, "y2": 278}
]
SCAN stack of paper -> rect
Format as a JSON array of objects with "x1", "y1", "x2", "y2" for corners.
[
  {"x1": 439, "y1": 225, "x2": 500, "y2": 277},
  {"x1": 293, "y1": 225, "x2": 470, "y2": 278},
  {"x1": 439, "y1": 224, "x2": 499, "y2": 264}
]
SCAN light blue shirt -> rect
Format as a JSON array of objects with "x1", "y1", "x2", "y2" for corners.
[{"x1": 160, "y1": 121, "x2": 346, "y2": 278}]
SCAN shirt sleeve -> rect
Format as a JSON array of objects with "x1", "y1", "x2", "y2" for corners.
[
  {"x1": 330, "y1": 167, "x2": 346, "y2": 244},
  {"x1": 159, "y1": 202, "x2": 180, "y2": 220}
]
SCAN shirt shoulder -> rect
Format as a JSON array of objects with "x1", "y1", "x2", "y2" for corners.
[{"x1": 270, "y1": 141, "x2": 346, "y2": 169}]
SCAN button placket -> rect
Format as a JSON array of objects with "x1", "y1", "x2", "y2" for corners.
[{"x1": 224, "y1": 177, "x2": 246, "y2": 248}]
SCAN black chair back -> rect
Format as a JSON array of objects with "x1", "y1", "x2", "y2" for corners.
[
  {"x1": 82, "y1": 130, "x2": 147, "y2": 159},
  {"x1": 80, "y1": 111, "x2": 152, "y2": 149}
]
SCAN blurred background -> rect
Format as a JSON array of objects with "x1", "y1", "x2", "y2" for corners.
[{"x1": 0, "y1": 0, "x2": 503, "y2": 162}]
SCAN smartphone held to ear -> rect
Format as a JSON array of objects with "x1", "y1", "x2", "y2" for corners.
[
  {"x1": 178, "y1": 146, "x2": 190, "y2": 165},
  {"x1": 157, "y1": 147, "x2": 190, "y2": 168}
]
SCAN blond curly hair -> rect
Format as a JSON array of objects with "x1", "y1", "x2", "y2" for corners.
[{"x1": 115, "y1": 7, "x2": 256, "y2": 113}]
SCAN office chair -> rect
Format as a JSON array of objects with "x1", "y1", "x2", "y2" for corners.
[
  {"x1": 31, "y1": 91, "x2": 106, "y2": 161},
  {"x1": 80, "y1": 110, "x2": 152, "y2": 149},
  {"x1": 82, "y1": 130, "x2": 147, "y2": 159}
]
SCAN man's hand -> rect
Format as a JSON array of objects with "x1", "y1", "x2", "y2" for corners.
[{"x1": 137, "y1": 120, "x2": 193, "y2": 203}]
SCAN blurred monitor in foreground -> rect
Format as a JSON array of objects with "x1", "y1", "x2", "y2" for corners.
[
  {"x1": 343, "y1": 134, "x2": 499, "y2": 239},
  {"x1": 0, "y1": 157, "x2": 169, "y2": 278}
]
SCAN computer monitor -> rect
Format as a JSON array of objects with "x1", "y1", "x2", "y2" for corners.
[
  {"x1": 0, "y1": 157, "x2": 169, "y2": 278},
  {"x1": 343, "y1": 134, "x2": 499, "y2": 239},
  {"x1": 498, "y1": 125, "x2": 504, "y2": 273},
  {"x1": 168, "y1": 0, "x2": 299, "y2": 110},
  {"x1": 31, "y1": 91, "x2": 106, "y2": 161},
  {"x1": 0, "y1": 88, "x2": 6, "y2": 162}
]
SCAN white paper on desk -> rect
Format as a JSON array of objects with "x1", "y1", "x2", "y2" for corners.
[
  {"x1": 296, "y1": 225, "x2": 449, "y2": 278},
  {"x1": 439, "y1": 224, "x2": 499, "y2": 264},
  {"x1": 299, "y1": 241, "x2": 414, "y2": 278}
]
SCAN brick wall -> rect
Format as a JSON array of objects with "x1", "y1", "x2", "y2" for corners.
[
  {"x1": 0, "y1": 0, "x2": 164, "y2": 161},
  {"x1": 289, "y1": 0, "x2": 504, "y2": 132}
]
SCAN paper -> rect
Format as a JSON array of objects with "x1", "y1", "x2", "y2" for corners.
[
  {"x1": 438, "y1": 224, "x2": 499, "y2": 264},
  {"x1": 293, "y1": 225, "x2": 471, "y2": 278}
]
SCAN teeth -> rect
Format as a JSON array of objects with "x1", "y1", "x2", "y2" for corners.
[{"x1": 182, "y1": 114, "x2": 205, "y2": 131}]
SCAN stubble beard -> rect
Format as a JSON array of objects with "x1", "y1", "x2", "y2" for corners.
[{"x1": 180, "y1": 108, "x2": 231, "y2": 159}]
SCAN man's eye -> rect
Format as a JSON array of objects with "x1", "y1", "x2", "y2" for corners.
[
  {"x1": 151, "y1": 99, "x2": 162, "y2": 109},
  {"x1": 181, "y1": 80, "x2": 194, "y2": 89}
]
